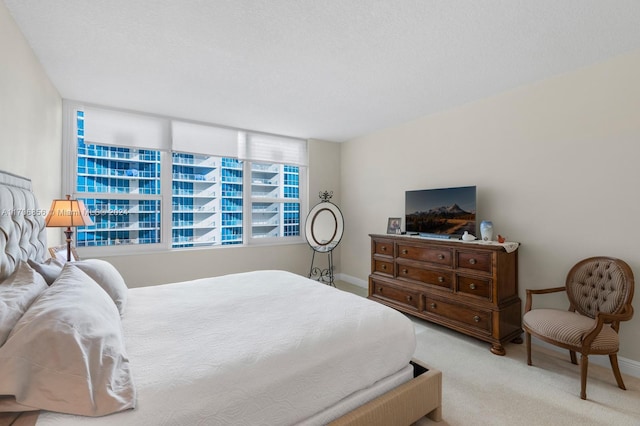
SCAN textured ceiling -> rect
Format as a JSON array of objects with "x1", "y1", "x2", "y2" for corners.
[{"x1": 5, "y1": 0, "x2": 640, "y2": 142}]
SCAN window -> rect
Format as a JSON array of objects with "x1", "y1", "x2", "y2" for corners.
[
  {"x1": 64, "y1": 102, "x2": 307, "y2": 253},
  {"x1": 171, "y1": 153, "x2": 244, "y2": 247},
  {"x1": 75, "y1": 111, "x2": 162, "y2": 247},
  {"x1": 250, "y1": 163, "x2": 300, "y2": 238}
]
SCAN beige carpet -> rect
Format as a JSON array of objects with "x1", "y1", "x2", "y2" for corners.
[
  {"x1": 409, "y1": 317, "x2": 640, "y2": 426},
  {"x1": 333, "y1": 281, "x2": 639, "y2": 425}
]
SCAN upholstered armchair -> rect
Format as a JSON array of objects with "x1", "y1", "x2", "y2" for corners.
[{"x1": 522, "y1": 256, "x2": 634, "y2": 400}]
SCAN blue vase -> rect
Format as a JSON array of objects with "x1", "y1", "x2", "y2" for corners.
[{"x1": 480, "y1": 220, "x2": 493, "y2": 241}]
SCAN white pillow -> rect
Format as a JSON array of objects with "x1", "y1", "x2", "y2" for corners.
[
  {"x1": 74, "y1": 259, "x2": 128, "y2": 316},
  {"x1": 27, "y1": 258, "x2": 64, "y2": 285},
  {"x1": 0, "y1": 264, "x2": 136, "y2": 416},
  {"x1": 0, "y1": 261, "x2": 47, "y2": 347}
]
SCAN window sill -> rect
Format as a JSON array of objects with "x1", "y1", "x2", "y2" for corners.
[{"x1": 76, "y1": 237, "x2": 307, "y2": 258}]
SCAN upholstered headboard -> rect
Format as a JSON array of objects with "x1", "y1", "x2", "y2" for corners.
[{"x1": 0, "y1": 170, "x2": 48, "y2": 280}]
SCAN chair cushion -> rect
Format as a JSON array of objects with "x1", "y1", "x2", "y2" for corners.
[
  {"x1": 523, "y1": 308, "x2": 619, "y2": 352},
  {"x1": 567, "y1": 259, "x2": 629, "y2": 318}
]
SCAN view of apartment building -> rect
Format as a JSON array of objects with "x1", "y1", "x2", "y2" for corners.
[{"x1": 74, "y1": 111, "x2": 300, "y2": 248}]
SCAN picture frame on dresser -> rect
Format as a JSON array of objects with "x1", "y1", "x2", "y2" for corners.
[
  {"x1": 49, "y1": 245, "x2": 80, "y2": 263},
  {"x1": 387, "y1": 217, "x2": 402, "y2": 234}
]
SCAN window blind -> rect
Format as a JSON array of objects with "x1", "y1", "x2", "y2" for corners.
[
  {"x1": 82, "y1": 106, "x2": 307, "y2": 165},
  {"x1": 83, "y1": 107, "x2": 171, "y2": 151},
  {"x1": 171, "y1": 121, "x2": 238, "y2": 157},
  {"x1": 238, "y1": 132, "x2": 308, "y2": 166}
]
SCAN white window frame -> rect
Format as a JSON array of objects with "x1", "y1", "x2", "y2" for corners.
[
  {"x1": 244, "y1": 161, "x2": 307, "y2": 245},
  {"x1": 62, "y1": 101, "x2": 307, "y2": 257}
]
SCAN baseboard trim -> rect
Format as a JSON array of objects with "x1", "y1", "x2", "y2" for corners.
[
  {"x1": 532, "y1": 340, "x2": 640, "y2": 379},
  {"x1": 336, "y1": 274, "x2": 640, "y2": 379},
  {"x1": 336, "y1": 273, "x2": 367, "y2": 289}
]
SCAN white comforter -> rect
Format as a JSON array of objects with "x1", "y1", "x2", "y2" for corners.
[{"x1": 37, "y1": 270, "x2": 416, "y2": 425}]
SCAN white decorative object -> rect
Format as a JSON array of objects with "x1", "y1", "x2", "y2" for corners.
[
  {"x1": 480, "y1": 220, "x2": 494, "y2": 241},
  {"x1": 461, "y1": 231, "x2": 476, "y2": 241}
]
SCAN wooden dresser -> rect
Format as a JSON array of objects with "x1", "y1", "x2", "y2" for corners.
[{"x1": 368, "y1": 234, "x2": 522, "y2": 355}]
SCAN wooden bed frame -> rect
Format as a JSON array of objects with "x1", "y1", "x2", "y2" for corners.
[{"x1": 0, "y1": 170, "x2": 443, "y2": 425}]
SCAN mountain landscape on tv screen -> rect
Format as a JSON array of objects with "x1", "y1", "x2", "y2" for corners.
[{"x1": 406, "y1": 203, "x2": 476, "y2": 235}]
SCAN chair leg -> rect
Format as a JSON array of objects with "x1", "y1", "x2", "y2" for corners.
[
  {"x1": 580, "y1": 354, "x2": 589, "y2": 400},
  {"x1": 525, "y1": 332, "x2": 532, "y2": 365},
  {"x1": 569, "y1": 350, "x2": 577, "y2": 365},
  {"x1": 609, "y1": 354, "x2": 626, "y2": 390}
]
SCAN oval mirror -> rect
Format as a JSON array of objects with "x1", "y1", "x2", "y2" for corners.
[{"x1": 305, "y1": 202, "x2": 344, "y2": 252}]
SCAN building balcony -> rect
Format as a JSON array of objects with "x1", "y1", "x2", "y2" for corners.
[
  {"x1": 251, "y1": 178, "x2": 279, "y2": 186},
  {"x1": 83, "y1": 223, "x2": 160, "y2": 232},
  {"x1": 252, "y1": 228, "x2": 280, "y2": 238},
  {"x1": 251, "y1": 217, "x2": 279, "y2": 226},
  {"x1": 172, "y1": 156, "x2": 218, "y2": 168},
  {"x1": 221, "y1": 191, "x2": 242, "y2": 198},
  {"x1": 221, "y1": 176, "x2": 242, "y2": 183},
  {"x1": 251, "y1": 163, "x2": 279, "y2": 173},
  {"x1": 78, "y1": 169, "x2": 159, "y2": 179},
  {"x1": 172, "y1": 189, "x2": 217, "y2": 198},
  {"x1": 172, "y1": 172, "x2": 216, "y2": 182},
  {"x1": 172, "y1": 219, "x2": 216, "y2": 229},
  {"x1": 172, "y1": 206, "x2": 216, "y2": 214},
  {"x1": 172, "y1": 229, "x2": 217, "y2": 245},
  {"x1": 251, "y1": 189, "x2": 280, "y2": 198},
  {"x1": 78, "y1": 150, "x2": 160, "y2": 163}
]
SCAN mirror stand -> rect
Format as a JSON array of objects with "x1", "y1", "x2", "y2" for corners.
[
  {"x1": 309, "y1": 249, "x2": 336, "y2": 287},
  {"x1": 305, "y1": 191, "x2": 344, "y2": 287}
]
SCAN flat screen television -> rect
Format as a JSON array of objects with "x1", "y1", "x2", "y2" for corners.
[{"x1": 405, "y1": 186, "x2": 476, "y2": 239}]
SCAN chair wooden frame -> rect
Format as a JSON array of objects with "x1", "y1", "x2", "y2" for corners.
[{"x1": 523, "y1": 256, "x2": 634, "y2": 400}]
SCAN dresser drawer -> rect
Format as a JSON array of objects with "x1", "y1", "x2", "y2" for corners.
[
  {"x1": 457, "y1": 275, "x2": 492, "y2": 301},
  {"x1": 373, "y1": 239, "x2": 394, "y2": 256},
  {"x1": 370, "y1": 280, "x2": 421, "y2": 311},
  {"x1": 373, "y1": 259, "x2": 394, "y2": 276},
  {"x1": 369, "y1": 234, "x2": 521, "y2": 355},
  {"x1": 424, "y1": 297, "x2": 492, "y2": 332},
  {"x1": 397, "y1": 244, "x2": 452, "y2": 267},
  {"x1": 457, "y1": 250, "x2": 492, "y2": 273},
  {"x1": 397, "y1": 264, "x2": 453, "y2": 290}
]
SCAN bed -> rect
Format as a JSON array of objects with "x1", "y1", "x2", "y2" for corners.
[{"x1": 0, "y1": 170, "x2": 442, "y2": 426}]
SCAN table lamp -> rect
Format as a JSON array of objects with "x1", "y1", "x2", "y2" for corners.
[{"x1": 45, "y1": 195, "x2": 94, "y2": 261}]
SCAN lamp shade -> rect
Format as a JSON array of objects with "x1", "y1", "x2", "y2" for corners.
[{"x1": 45, "y1": 195, "x2": 94, "y2": 228}]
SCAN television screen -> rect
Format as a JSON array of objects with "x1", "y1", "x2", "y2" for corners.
[{"x1": 405, "y1": 186, "x2": 476, "y2": 238}]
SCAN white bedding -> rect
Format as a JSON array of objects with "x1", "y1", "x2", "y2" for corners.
[{"x1": 36, "y1": 270, "x2": 416, "y2": 425}]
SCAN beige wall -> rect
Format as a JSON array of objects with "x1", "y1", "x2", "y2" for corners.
[
  {"x1": 307, "y1": 138, "x2": 342, "y2": 273},
  {"x1": 339, "y1": 49, "x2": 640, "y2": 362},
  {"x1": 101, "y1": 138, "x2": 341, "y2": 287},
  {"x1": 0, "y1": 3, "x2": 62, "y2": 246}
]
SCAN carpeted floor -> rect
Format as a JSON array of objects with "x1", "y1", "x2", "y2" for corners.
[
  {"x1": 410, "y1": 317, "x2": 640, "y2": 425},
  {"x1": 334, "y1": 281, "x2": 639, "y2": 425}
]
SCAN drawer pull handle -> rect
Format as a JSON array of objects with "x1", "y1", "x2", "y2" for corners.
[
  {"x1": 438, "y1": 276, "x2": 445, "y2": 283},
  {"x1": 381, "y1": 246, "x2": 387, "y2": 251},
  {"x1": 381, "y1": 264, "x2": 387, "y2": 270},
  {"x1": 406, "y1": 295, "x2": 413, "y2": 302},
  {"x1": 469, "y1": 258, "x2": 477, "y2": 265},
  {"x1": 437, "y1": 254, "x2": 444, "y2": 260},
  {"x1": 401, "y1": 249, "x2": 408, "y2": 254},
  {"x1": 469, "y1": 283, "x2": 476, "y2": 290},
  {"x1": 402, "y1": 268, "x2": 408, "y2": 274},
  {"x1": 473, "y1": 315, "x2": 480, "y2": 322},
  {"x1": 430, "y1": 303, "x2": 436, "y2": 309},
  {"x1": 378, "y1": 287, "x2": 383, "y2": 293}
]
